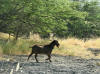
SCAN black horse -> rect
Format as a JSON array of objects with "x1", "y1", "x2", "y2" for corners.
[{"x1": 27, "y1": 40, "x2": 60, "y2": 62}]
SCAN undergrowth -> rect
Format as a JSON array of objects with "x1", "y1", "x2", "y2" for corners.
[{"x1": 0, "y1": 32, "x2": 100, "y2": 59}]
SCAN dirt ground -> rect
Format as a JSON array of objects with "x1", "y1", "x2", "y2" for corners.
[{"x1": 0, "y1": 54, "x2": 100, "y2": 74}]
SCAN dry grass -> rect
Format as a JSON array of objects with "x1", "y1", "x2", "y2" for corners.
[
  {"x1": 52, "y1": 38, "x2": 100, "y2": 59},
  {"x1": 85, "y1": 38, "x2": 100, "y2": 48},
  {"x1": 0, "y1": 32, "x2": 100, "y2": 59},
  {"x1": 0, "y1": 32, "x2": 14, "y2": 39}
]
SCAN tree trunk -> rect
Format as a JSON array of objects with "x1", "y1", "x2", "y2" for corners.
[
  {"x1": 15, "y1": 31, "x2": 19, "y2": 40},
  {"x1": 8, "y1": 33, "x2": 11, "y2": 40}
]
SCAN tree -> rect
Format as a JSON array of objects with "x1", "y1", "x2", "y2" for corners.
[
  {"x1": 82, "y1": 1, "x2": 100, "y2": 37},
  {"x1": 0, "y1": 0, "x2": 33, "y2": 40},
  {"x1": 1, "y1": 0, "x2": 99, "y2": 40}
]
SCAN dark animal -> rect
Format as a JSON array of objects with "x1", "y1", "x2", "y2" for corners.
[{"x1": 27, "y1": 40, "x2": 60, "y2": 62}]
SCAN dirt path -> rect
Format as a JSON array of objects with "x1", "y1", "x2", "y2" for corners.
[{"x1": 0, "y1": 55, "x2": 100, "y2": 74}]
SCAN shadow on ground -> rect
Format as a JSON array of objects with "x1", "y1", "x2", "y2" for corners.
[{"x1": 87, "y1": 48, "x2": 100, "y2": 56}]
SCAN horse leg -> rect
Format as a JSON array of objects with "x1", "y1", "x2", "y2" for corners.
[
  {"x1": 46, "y1": 54, "x2": 52, "y2": 62},
  {"x1": 27, "y1": 52, "x2": 33, "y2": 61},
  {"x1": 35, "y1": 54, "x2": 38, "y2": 62}
]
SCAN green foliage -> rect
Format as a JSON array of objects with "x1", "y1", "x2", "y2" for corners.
[
  {"x1": 82, "y1": 0, "x2": 100, "y2": 37},
  {"x1": 0, "y1": 0, "x2": 100, "y2": 39}
]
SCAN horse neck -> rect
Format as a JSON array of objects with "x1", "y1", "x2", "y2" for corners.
[{"x1": 49, "y1": 42, "x2": 55, "y2": 49}]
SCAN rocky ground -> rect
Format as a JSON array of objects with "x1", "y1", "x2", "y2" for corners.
[{"x1": 0, "y1": 54, "x2": 100, "y2": 74}]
